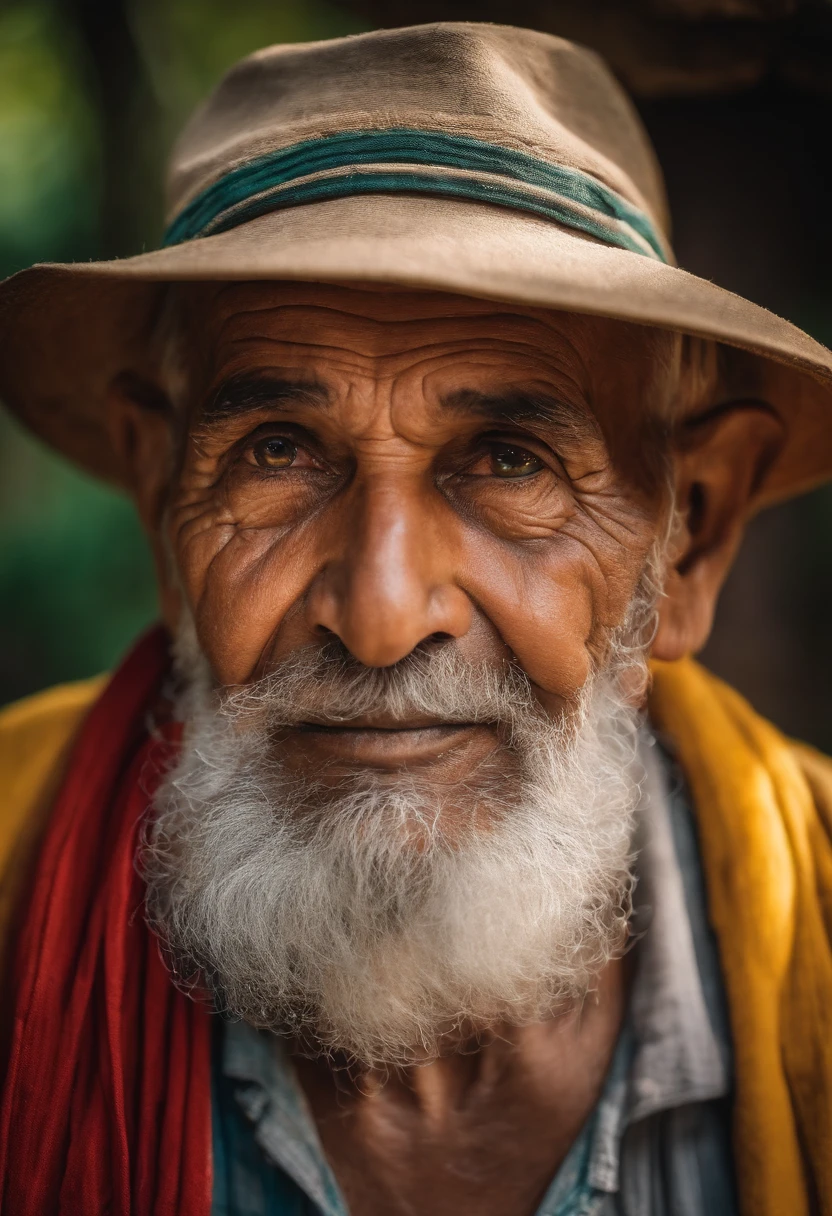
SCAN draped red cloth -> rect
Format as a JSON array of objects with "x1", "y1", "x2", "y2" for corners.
[{"x1": 0, "y1": 627, "x2": 212, "y2": 1215}]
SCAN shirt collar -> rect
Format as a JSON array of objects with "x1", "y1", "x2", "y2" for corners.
[
  {"x1": 222, "y1": 1020, "x2": 347, "y2": 1216},
  {"x1": 584, "y1": 732, "x2": 731, "y2": 1196}
]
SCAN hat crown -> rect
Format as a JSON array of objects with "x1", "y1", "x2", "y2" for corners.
[{"x1": 168, "y1": 22, "x2": 669, "y2": 241}]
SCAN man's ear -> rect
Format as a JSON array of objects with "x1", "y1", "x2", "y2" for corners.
[
  {"x1": 105, "y1": 371, "x2": 182, "y2": 626},
  {"x1": 652, "y1": 403, "x2": 785, "y2": 661}
]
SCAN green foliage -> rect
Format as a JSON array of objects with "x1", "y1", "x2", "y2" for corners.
[
  {"x1": 0, "y1": 414, "x2": 158, "y2": 701},
  {"x1": 0, "y1": 2, "x2": 100, "y2": 275},
  {"x1": 134, "y1": 0, "x2": 365, "y2": 125}
]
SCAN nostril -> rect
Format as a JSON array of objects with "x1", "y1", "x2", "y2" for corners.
[{"x1": 410, "y1": 632, "x2": 454, "y2": 661}]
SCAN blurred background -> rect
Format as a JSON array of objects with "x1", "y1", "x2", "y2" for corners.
[{"x1": 1, "y1": 0, "x2": 830, "y2": 746}]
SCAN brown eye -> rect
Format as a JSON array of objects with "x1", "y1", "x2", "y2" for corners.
[
  {"x1": 252, "y1": 436, "x2": 298, "y2": 469},
  {"x1": 490, "y1": 444, "x2": 543, "y2": 478}
]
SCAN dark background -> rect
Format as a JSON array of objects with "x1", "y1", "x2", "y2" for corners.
[{"x1": 1, "y1": 0, "x2": 830, "y2": 747}]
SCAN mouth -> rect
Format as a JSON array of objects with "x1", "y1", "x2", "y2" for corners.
[{"x1": 284, "y1": 720, "x2": 494, "y2": 768}]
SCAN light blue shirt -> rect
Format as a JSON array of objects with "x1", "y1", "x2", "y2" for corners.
[{"x1": 211, "y1": 737, "x2": 737, "y2": 1216}]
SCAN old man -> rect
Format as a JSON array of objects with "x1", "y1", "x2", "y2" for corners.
[{"x1": 2, "y1": 21, "x2": 832, "y2": 1216}]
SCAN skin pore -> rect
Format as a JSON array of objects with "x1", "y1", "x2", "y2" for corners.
[{"x1": 109, "y1": 282, "x2": 783, "y2": 1216}]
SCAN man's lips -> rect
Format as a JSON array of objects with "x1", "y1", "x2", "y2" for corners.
[{"x1": 284, "y1": 720, "x2": 492, "y2": 768}]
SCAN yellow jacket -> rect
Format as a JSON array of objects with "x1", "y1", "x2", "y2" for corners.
[{"x1": 2, "y1": 659, "x2": 832, "y2": 1216}]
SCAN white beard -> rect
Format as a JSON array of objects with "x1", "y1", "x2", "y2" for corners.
[{"x1": 142, "y1": 626, "x2": 647, "y2": 1068}]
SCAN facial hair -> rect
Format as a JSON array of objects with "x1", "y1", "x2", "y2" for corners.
[{"x1": 142, "y1": 628, "x2": 647, "y2": 1069}]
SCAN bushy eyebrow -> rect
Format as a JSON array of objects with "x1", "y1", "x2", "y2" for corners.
[
  {"x1": 197, "y1": 375, "x2": 600, "y2": 448},
  {"x1": 443, "y1": 388, "x2": 601, "y2": 444},
  {"x1": 199, "y1": 372, "x2": 330, "y2": 424}
]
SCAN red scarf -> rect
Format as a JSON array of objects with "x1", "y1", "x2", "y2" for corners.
[{"x1": 0, "y1": 628, "x2": 212, "y2": 1214}]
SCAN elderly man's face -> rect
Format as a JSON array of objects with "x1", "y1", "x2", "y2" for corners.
[
  {"x1": 122, "y1": 283, "x2": 724, "y2": 1064},
  {"x1": 158, "y1": 283, "x2": 667, "y2": 781},
  {"x1": 119, "y1": 282, "x2": 781, "y2": 1063}
]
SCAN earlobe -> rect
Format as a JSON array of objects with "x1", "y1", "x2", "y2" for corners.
[
  {"x1": 650, "y1": 403, "x2": 785, "y2": 662},
  {"x1": 652, "y1": 552, "x2": 723, "y2": 661}
]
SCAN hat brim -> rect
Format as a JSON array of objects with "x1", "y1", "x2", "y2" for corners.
[{"x1": 1, "y1": 193, "x2": 830, "y2": 507}]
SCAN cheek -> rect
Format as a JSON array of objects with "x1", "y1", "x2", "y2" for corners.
[
  {"x1": 458, "y1": 514, "x2": 654, "y2": 705},
  {"x1": 168, "y1": 448, "x2": 341, "y2": 683},
  {"x1": 172, "y1": 514, "x2": 323, "y2": 685},
  {"x1": 460, "y1": 537, "x2": 597, "y2": 703}
]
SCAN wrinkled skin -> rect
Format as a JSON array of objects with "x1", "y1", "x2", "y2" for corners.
[{"x1": 109, "y1": 282, "x2": 782, "y2": 1216}]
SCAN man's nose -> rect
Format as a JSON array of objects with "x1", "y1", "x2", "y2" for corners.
[{"x1": 304, "y1": 481, "x2": 473, "y2": 667}]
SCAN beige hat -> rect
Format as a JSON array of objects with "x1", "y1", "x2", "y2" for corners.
[{"x1": 1, "y1": 21, "x2": 830, "y2": 505}]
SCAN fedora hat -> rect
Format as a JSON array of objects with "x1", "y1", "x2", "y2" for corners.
[{"x1": 1, "y1": 21, "x2": 830, "y2": 506}]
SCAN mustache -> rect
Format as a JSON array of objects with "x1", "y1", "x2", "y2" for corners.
[{"x1": 215, "y1": 639, "x2": 551, "y2": 733}]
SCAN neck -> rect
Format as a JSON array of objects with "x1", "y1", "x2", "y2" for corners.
[{"x1": 291, "y1": 955, "x2": 628, "y2": 1214}]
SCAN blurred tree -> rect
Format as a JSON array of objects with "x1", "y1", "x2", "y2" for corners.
[
  {"x1": 59, "y1": 0, "x2": 162, "y2": 257},
  {"x1": 0, "y1": 1, "x2": 100, "y2": 274}
]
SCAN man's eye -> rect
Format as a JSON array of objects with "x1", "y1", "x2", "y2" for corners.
[
  {"x1": 490, "y1": 444, "x2": 544, "y2": 478},
  {"x1": 251, "y1": 436, "x2": 298, "y2": 469}
]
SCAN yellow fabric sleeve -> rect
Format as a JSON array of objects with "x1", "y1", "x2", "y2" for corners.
[
  {"x1": 651, "y1": 657, "x2": 832, "y2": 1216},
  {"x1": 0, "y1": 677, "x2": 106, "y2": 976}
]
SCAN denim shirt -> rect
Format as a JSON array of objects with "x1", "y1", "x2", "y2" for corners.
[{"x1": 211, "y1": 736, "x2": 737, "y2": 1216}]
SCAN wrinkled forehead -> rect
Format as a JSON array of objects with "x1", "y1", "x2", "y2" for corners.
[
  {"x1": 167, "y1": 280, "x2": 682, "y2": 470},
  {"x1": 175, "y1": 280, "x2": 673, "y2": 374}
]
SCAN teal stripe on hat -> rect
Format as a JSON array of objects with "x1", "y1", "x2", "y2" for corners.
[{"x1": 163, "y1": 128, "x2": 667, "y2": 261}]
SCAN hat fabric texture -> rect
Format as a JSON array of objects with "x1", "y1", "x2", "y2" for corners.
[{"x1": 1, "y1": 21, "x2": 830, "y2": 504}]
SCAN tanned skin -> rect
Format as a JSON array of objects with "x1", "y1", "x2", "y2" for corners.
[{"x1": 109, "y1": 282, "x2": 782, "y2": 1216}]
